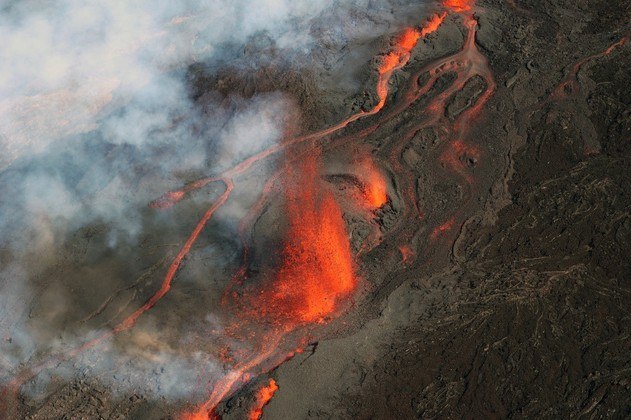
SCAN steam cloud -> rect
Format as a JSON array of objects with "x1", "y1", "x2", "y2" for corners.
[{"x1": 0, "y1": 0, "x2": 432, "y2": 405}]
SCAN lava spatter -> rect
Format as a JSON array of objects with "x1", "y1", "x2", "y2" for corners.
[{"x1": 357, "y1": 155, "x2": 388, "y2": 209}]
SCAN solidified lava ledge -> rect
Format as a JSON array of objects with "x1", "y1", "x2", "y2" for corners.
[{"x1": 0, "y1": 0, "x2": 630, "y2": 419}]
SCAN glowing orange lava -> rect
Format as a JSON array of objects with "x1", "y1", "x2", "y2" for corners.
[
  {"x1": 443, "y1": 0, "x2": 474, "y2": 12},
  {"x1": 358, "y1": 156, "x2": 388, "y2": 208},
  {"x1": 158, "y1": 16, "x2": 453, "y2": 418},
  {"x1": 266, "y1": 153, "x2": 356, "y2": 324},
  {"x1": 249, "y1": 379, "x2": 279, "y2": 420},
  {"x1": 379, "y1": 13, "x2": 446, "y2": 74},
  {"x1": 376, "y1": 13, "x2": 446, "y2": 108},
  {"x1": 399, "y1": 245, "x2": 414, "y2": 265},
  {"x1": 420, "y1": 12, "x2": 447, "y2": 37}
]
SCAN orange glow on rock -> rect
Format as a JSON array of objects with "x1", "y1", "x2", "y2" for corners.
[
  {"x1": 431, "y1": 217, "x2": 456, "y2": 239},
  {"x1": 399, "y1": 245, "x2": 415, "y2": 265},
  {"x1": 444, "y1": 0, "x2": 474, "y2": 12},
  {"x1": 378, "y1": 13, "x2": 446, "y2": 75},
  {"x1": 249, "y1": 379, "x2": 279, "y2": 420},
  {"x1": 439, "y1": 139, "x2": 480, "y2": 184},
  {"x1": 358, "y1": 157, "x2": 388, "y2": 208},
  {"x1": 551, "y1": 37, "x2": 628, "y2": 100}
]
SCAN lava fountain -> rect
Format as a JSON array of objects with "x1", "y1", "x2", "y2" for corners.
[
  {"x1": 265, "y1": 150, "x2": 356, "y2": 324},
  {"x1": 185, "y1": 147, "x2": 358, "y2": 419}
]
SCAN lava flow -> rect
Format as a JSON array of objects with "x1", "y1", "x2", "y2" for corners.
[
  {"x1": 184, "y1": 148, "x2": 359, "y2": 419},
  {"x1": 551, "y1": 36, "x2": 628, "y2": 100},
  {"x1": 249, "y1": 379, "x2": 279, "y2": 420},
  {"x1": 2, "y1": 2, "x2": 499, "y2": 418},
  {"x1": 164, "y1": 6, "x2": 480, "y2": 415},
  {"x1": 377, "y1": 12, "x2": 446, "y2": 107},
  {"x1": 444, "y1": 0, "x2": 474, "y2": 12},
  {"x1": 358, "y1": 155, "x2": 388, "y2": 209}
]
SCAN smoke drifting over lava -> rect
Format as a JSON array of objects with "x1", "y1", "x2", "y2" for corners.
[{"x1": 0, "y1": 0, "x2": 447, "y2": 416}]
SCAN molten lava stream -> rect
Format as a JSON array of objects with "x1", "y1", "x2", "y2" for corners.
[
  {"x1": 184, "y1": 333, "x2": 283, "y2": 419},
  {"x1": 368, "y1": 11, "x2": 495, "y2": 259},
  {"x1": 188, "y1": 3, "x2": 493, "y2": 414},
  {"x1": 444, "y1": 0, "x2": 474, "y2": 12},
  {"x1": 0, "y1": 181, "x2": 234, "y2": 417},
  {"x1": 249, "y1": 379, "x2": 279, "y2": 420},
  {"x1": 375, "y1": 13, "x2": 447, "y2": 110},
  {"x1": 150, "y1": 12, "x2": 447, "y2": 210},
  {"x1": 195, "y1": 11, "x2": 493, "y2": 416}
]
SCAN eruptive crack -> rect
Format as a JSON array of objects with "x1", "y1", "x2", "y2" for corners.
[{"x1": 78, "y1": 259, "x2": 165, "y2": 326}]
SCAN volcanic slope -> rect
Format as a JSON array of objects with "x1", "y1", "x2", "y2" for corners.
[{"x1": 247, "y1": 0, "x2": 631, "y2": 419}]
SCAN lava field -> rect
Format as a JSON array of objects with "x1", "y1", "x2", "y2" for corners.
[{"x1": 0, "y1": 0, "x2": 630, "y2": 419}]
